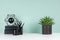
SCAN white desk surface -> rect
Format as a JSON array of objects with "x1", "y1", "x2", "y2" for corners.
[{"x1": 0, "y1": 33, "x2": 60, "y2": 40}]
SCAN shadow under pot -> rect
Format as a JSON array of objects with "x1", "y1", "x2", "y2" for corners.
[{"x1": 42, "y1": 25, "x2": 52, "y2": 34}]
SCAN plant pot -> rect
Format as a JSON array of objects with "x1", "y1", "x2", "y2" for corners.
[{"x1": 42, "y1": 25, "x2": 52, "y2": 34}]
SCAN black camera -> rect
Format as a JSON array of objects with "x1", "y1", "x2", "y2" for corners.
[{"x1": 4, "y1": 14, "x2": 24, "y2": 35}]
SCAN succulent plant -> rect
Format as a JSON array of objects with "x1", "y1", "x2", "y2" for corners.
[{"x1": 39, "y1": 16, "x2": 54, "y2": 25}]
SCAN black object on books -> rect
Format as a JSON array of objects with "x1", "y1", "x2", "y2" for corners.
[{"x1": 4, "y1": 14, "x2": 24, "y2": 35}]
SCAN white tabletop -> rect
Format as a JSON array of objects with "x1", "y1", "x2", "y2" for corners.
[{"x1": 0, "y1": 33, "x2": 60, "y2": 40}]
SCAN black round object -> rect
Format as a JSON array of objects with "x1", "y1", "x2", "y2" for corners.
[{"x1": 8, "y1": 18, "x2": 14, "y2": 23}]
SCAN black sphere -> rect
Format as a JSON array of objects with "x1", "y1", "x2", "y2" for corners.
[{"x1": 8, "y1": 18, "x2": 14, "y2": 23}]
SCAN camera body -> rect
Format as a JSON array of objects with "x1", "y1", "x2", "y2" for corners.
[
  {"x1": 4, "y1": 14, "x2": 24, "y2": 35},
  {"x1": 5, "y1": 14, "x2": 18, "y2": 26}
]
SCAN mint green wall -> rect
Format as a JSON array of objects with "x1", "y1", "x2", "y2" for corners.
[{"x1": 0, "y1": 0, "x2": 60, "y2": 33}]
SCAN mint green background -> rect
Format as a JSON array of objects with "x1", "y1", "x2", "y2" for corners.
[{"x1": 0, "y1": 0, "x2": 60, "y2": 33}]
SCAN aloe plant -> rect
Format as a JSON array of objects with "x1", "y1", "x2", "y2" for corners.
[{"x1": 39, "y1": 16, "x2": 54, "y2": 25}]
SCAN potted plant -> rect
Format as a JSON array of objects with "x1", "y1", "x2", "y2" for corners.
[{"x1": 39, "y1": 16, "x2": 54, "y2": 34}]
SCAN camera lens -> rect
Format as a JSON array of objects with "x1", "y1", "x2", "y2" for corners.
[{"x1": 8, "y1": 18, "x2": 14, "y2": 23}]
